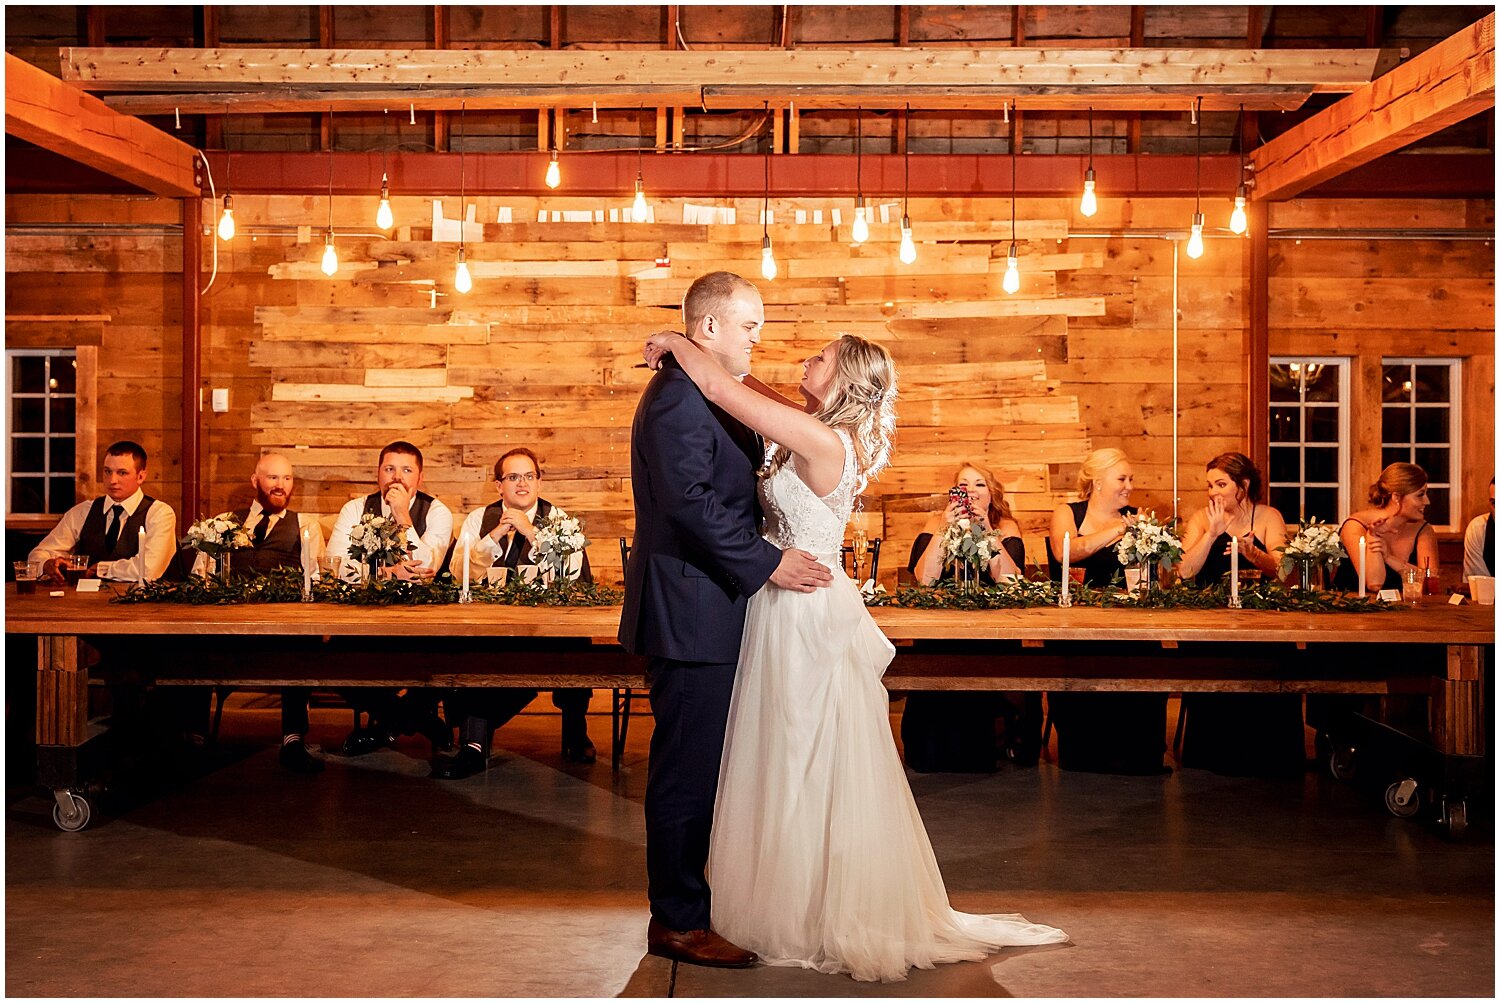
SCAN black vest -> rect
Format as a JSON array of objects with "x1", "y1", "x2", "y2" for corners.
[
  {"x1": 478, "y1": 498, "x2": 553, "y2": 569},
  {"x1": 232, "y1": 507, "x2": 304, "y2": 575},
  {"x1": 1484, "y1": 514, "x2": 1495, "y2": 576},
  {"x1": 362, "y1": 490, "x2": 433, "y2": 537},
  {"x1": 75, "y1": 496, "x2": 156, "y2": 564}
]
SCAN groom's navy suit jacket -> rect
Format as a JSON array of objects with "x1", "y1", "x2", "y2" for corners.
[{"x1": 618, "y1": 357, "x2": 782, "y2": 664}]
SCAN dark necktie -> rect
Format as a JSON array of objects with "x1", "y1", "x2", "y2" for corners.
[
  {"x1": 103, "y1": 504, "x2": 125, "y2": 554},
  {"x1": 253, "y1": 515, "x2": 269, "y2": 547}
]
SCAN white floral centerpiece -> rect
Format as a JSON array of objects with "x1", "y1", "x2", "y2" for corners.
[
  {"x1": 940, "y1": 517, "x2": 999, "y2": 590},
  {"x1": 1277, "y1": 517, "x2": 1346, "y2": 590},
  {"x1": 346, "y1": 513, "x2": 411, "y2": 578},
  {"x1": 1115, "y1": 510, "x2": 1184, "y2": 593},
  {"x1": 531, "y1": 512, "x2": 589, "y2": 586},
  {"x1": 184, "y1": 512, "x2": 252, "y2": 583}
]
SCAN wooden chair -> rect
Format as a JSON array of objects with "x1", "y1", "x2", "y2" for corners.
[{"x1": 612, "y1": 537, "x2": 650, "y2": 770}]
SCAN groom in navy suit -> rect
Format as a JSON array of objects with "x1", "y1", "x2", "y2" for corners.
[{"x1": 619, "y1": 271, "x2": 832, "y2": 968}]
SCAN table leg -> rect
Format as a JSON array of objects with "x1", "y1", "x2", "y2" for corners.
[
  {"x1": 35, "y1": 634, "x2": 86, "y2": 747},
  {"x1": 1431, "y1": 645, "x2": 1484, "y2": 757}
]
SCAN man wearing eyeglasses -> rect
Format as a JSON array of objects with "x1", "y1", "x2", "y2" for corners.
[{"x1": 439, "y1": 447, "x2": 596, "y2": 777}]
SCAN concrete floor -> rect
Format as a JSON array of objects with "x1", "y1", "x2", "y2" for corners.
[{"x1": 6, "y1": 694, "x2": 1494, "y2": 998}]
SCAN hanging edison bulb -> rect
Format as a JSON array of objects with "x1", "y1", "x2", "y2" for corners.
[
  {"x1": 631, "y1": 173, "x2": 649, "y2": 223},
  {"x1": 1186, "y1": 212, "x2": 1206, "y2": 259},
  {"x1": 454, "y1": 247, "x2": 473, "y2": 294},
  {"x1": 376, "y1": 174, "x2": 394, "y2": 230},
  {"x1": 1229, "y1": 187, "x2": 1248, "y2": 236},
  {"x1": 760, "y1": 235, "x2": 778, "y2": 281},
  {"x1": 545, "y1": 149, "x2": 561, "y2": 190},
  {"x1": 1079, "y1": 167, "x2": 1098, "y2": 218},
  {"x1": 898, "y1": 215, "x2": 917, "y2": 265},
  {"x1": 1002, "y1": 242, "x2": 1021, "y2": 295},
  {"x1": 851, "y1": 196, "x2": 869, "y2": 244},
  {"x1": 320, "y1": 231, "x2": 338, "y2": 276},
  {"x1": 216, "y1": 194, "x2": 236, "y2": 241}
]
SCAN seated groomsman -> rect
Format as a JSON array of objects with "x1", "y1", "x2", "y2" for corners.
[
  {"x1": 192, "y1": 453, "x2": 327, "y2": 774},
  {"x1": 30, "y1": 440, "x2": 176, "y2": 584},
  {"x1": 326, "y1": 440, "x2": 454, "y2": 756},
  {"x1": 435, "y1": 447, "x2": 596, "y2": 779}
]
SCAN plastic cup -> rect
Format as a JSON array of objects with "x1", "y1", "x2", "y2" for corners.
[
  {"x1": 1468, "y1": 575, "x2": 1495, "y2": 605},
  {"x1": 485, "y1": 567, "x2": 508, "y2": 586}
]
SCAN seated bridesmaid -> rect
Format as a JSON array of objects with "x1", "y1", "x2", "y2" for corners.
[
  {"x1": 908, "y1": 460, "x2": 1025, "y2": 584},
  {"x1": 1175, "y1": 452, "x2": 1303, "y2": 778},
  {"x1": 1333, "y1": 462, "x2": 1439, "y2": 593},
  {"x1": 1176, "y1": 452, "x2": 1287, "y2": 586},
  {"x1": 1046, "y1": 447, "x2": 1136, "y2": 587},
  {"x1": 1045, "y1": 448, "x2": 1168, "y2": 775},
  {"x1": 903, "y1": 461, "x2": 1036, "y2": 772}
]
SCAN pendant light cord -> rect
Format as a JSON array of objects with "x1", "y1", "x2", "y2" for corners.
[
  {"x1": 458, "y1": 101, "x2": 466, "y2": 253},
  {"x1": 1194, "y1": 97, "x2": 1202, "y2": 215}
]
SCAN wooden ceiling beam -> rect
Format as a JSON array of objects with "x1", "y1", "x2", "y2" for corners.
[
  {"x1": 4, "y1": 53, "x2": 200, "y2": 197},
  {"x1": 60, "y1": 45, "x2": 1381, "y2": 102},
  {"x1": 1250, "y1": 13, "x2": 1494, "y2": 201}
]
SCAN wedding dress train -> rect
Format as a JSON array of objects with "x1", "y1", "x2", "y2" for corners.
[{"x1": 707, "y1": 429, "x2": 1067, "y2": 983}]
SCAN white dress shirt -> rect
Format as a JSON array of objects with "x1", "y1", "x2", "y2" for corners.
[
  {"x1": 28, "y1": 488, "x2": 177, "y2": 583},
  {"x1": 188, "y1": 502, "x2": 326, "y2": 578},
  {"x1": 1462, "y1": 513, "x2": 1492, "y2": 579},
  {"x1": 327, "y1": 491, "x2": 453, "y2": 575},
  {"x1": 456, "y1": 499, "x2": 583, "y2": 583}
]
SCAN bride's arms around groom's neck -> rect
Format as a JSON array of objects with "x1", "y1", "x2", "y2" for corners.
[
  {"x1": 646, "y1": 333, "x2": 845, "y2": 494},
  {"x1": 741, "y1": 374, "x2": 813, "y2": 413}
]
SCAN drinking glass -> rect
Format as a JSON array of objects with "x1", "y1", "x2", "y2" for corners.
[{"x1": 1402, "y1": 568, "x2": 1422, "y2": 605}]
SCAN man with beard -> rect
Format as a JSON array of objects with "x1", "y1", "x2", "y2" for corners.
[{"x1": 196, "y1": 454, "x2": 328, "y2": 773}]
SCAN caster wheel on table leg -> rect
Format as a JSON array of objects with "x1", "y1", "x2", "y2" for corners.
[
  {"x1": 1440, "y1": 799, "x2": 1469, "y2": 839},
  {"x1": 1328, "y1": 744, "x2": 1357, "y2": 783},
  {"x1": 1383, "y1": 779, "x2": 1421, "y2": 819},
  {"x1": 51, "y1": 789, "x2": 92, "y2": 832}
]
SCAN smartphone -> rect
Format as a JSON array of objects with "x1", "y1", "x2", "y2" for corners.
[{"x1": 948, "y1": 486, "x2": 974, "y2": 517}]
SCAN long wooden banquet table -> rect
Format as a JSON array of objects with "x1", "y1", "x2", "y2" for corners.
[{"x1": 6, "y1": 586, "x2": 1492, "y2": 829}]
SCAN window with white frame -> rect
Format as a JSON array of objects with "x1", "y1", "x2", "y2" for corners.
[
  {"x1": 7, "y1": 349, "x2": 78, "y2": 515},
  {"x1": 1268, "y1": 358, "x2": 1349, "y2": 525},
  {"x1": 1381, "y1": 358, "x2": 1459, "y2": 527}
]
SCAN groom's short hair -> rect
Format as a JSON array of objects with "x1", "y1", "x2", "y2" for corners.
[{"x1": 682, "y1": 271, "x2": 755, "y2": 338}]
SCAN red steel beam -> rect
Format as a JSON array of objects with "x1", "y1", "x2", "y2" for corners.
[{"x1": 198, "y1": 151, "x2": 1244, "y2": 197}]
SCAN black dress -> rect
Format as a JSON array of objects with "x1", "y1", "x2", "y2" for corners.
[
  {"x1": 1331, "y1": 517, "x2": 1426, "y2": 592},
  {"x1": 1047, "y1": 501, "x2": 1170, "y2": 775},
  {"x1": 900, "y1": 529, "x2": 1040, "y2": 772},
  {"x1": 1182, "y1": 503, "x2": 1306, "y2": 777}
]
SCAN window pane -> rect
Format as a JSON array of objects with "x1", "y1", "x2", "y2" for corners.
[
  {"x1": 1426, "y1": 487, "x2": 1450, "y2": 522},
  {"x1": 1382, "y1": 446, "x2": 1408, "y2": 469},
  {"x1": 1303, "y1": 488, "x2": 1339, "y2": 523},
  {"x1": 10, "y1": 476, "x2": 44, "y2": 514},
  {"x1": 1270, "y1": 407, "x2": 1300, "y2": 443},
  {"x1": 11, "y1": 398, "x2": 44, "y2": 433},
  {"x1": 10, "y1": 437, "x2": 45, "y2": 473},
  {"x1": 1269, "y1": 365, "x2": 1301, "y2": 402},
  {"x1": 1414, "y1": 365, "x2": 1450, "y2": 403},
  {"x1": 1415, "y1": 447, "x2": 1449, "y2": 484},
  {"x1": 1414, "y1": 407, "x2": 1450, "y2": 444},
  {"x1": 49, "y1": 358, "x2": 77, "y2": 394},
  {"x1": 13, "y1": 356, "x2": 46, "y2": 394},
  {"x1": 1380, "y1": 406, "x2": 1409, "y2": 444},
  {"x1": 1304, "y1": 365, "x2": 1340, "y2": 402},
  {"x1": 1270, "y1": 447, "x2": 1301, "y2": 485},
  {"x1": 48, "y1": 436, "x2": 75, "y2": 474},
  {"x1": 48, "y1": 398, "x2": 75, "y2": 434},
  {"x1": 47, "y1": 476, "x2": 76, "y2": 514},
  {"x1": 1382, "y1": 364, "x2": 1411, "y2": 403},
  {"x1": 1304, "y1": 447, "x2": 1338, "y2": 484},
  {"x1": 1306, "y1": 406, "x2": 1339, "y2": 443}
]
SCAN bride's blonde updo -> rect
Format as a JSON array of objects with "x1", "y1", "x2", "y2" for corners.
[{"x1": 765, "y1": 334, "x2": 897, "y2": 492}]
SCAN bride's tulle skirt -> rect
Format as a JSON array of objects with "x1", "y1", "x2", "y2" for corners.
[{"x1": 707, "y1": 568, "x2": 1068, "y2": 983}]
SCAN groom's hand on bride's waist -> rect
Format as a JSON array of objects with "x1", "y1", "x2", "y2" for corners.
[{"x1": 769, "y1": 548, "x2": 834, "y2": 593}]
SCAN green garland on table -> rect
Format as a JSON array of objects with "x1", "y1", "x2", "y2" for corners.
[
  {"x1": 865, "y1": 576, "x2": 1398, "y2": 613},
  {"x1": 110, "y1": 568, "x2": 623, "y2": 607}
]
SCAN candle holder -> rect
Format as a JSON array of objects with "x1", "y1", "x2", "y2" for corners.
[
  {"x1": 1058, "y1": 584, "x2": 1072, "y2": 609},
  {"x1": 301, "y1": 582, "x2": 315, "y2": 603},
  {"x1": 457, "y1": 586, "x2": 473, "y2": 605},
  {"x1": 1227, "y1": 590, "x2": 1242, "y2": 609}
]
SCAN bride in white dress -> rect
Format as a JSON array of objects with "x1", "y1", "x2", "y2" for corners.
[{"x1": 643, "y1": 331, "x2": 1067, "y2": 983}]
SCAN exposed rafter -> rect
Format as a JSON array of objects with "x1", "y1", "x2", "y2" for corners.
[
  {"x1": 4, "y1": 53, "x2": 200, "y2": 197},
  {"x1": 58, "y1": 45, "x2": 1383, "y2": 114},
  {"x1": 1250, "y1": 13, "x2": 1495, "y2": 201}
]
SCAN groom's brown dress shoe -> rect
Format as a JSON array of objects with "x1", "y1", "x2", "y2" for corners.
[{"x1": 647, "y1": 919, "x2": 758, "y2": 968}]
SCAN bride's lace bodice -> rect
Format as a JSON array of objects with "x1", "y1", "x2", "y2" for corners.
[{"x1": 759, "y1": 428, "x2": 858, "y2": 560}]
